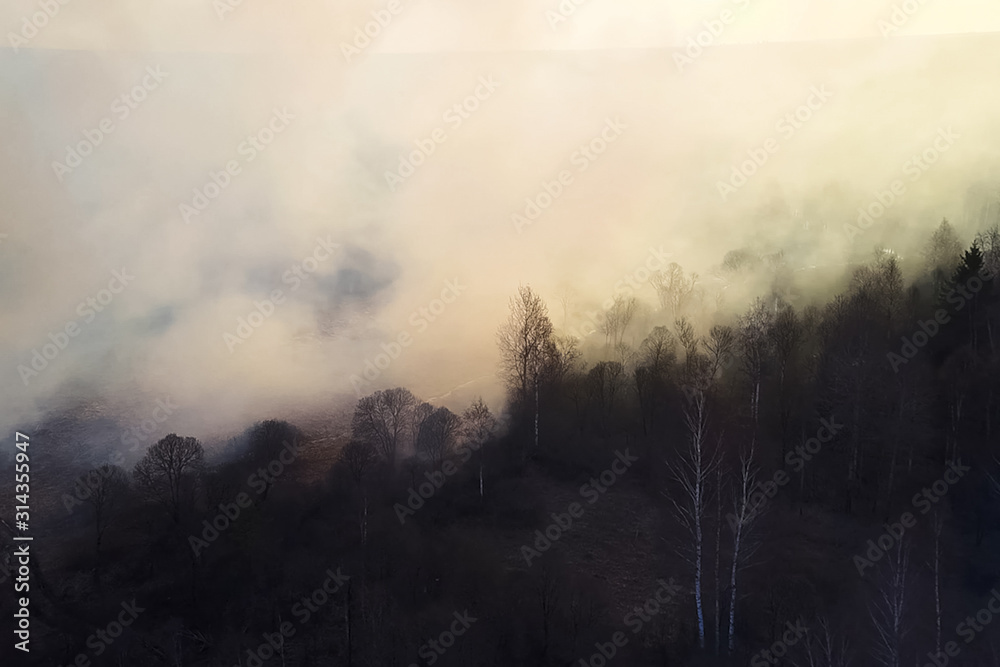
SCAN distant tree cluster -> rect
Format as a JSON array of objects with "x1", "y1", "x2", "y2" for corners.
[{"x1": 9, "y1": 220, "x2": 1000, "y2": 666}]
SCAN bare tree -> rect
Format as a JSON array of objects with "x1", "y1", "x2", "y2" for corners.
[
  {"x1": 351, "y1": 388, "x2": 416, "y2": 464},
  {"x1": 737, "y1": 297, "x2": 774, "y2": 426},
  {"x1": 462, "y1": 398, "x2": 497, "y2": 499},
  {"x1": 541, "y1": 335, "x2": 581, "y2": 390},
  {"x1": 133, "y1": 434, "x2": 204, "y2": 524},
  {"x1": 634, "y1": 327, "x2": 677, "y2": 436},
  {"x1": 726, "y1": 440, "x2": 764, "y2": 653},
  {"x1": 341, "y1": 439, "x2": 377, "y2": 543},
  {"x1": 923, "y1": 218, "x2": 963, "y2": 294},
  {"x1": 496, "y1": 286, "x2": 554, "y2": 450},
  {"x1": 244, "y1": 419, "x2": 303, "y2": 499},
  {"x1": 713, "y1": 462, "x2": 724, "y2": 654},
  {"x1": 246, "y1": 419, "x2": 301, "y2": 463},
  {"x1": 83, "y1": 464, "x2": 128, "y2": 567},
  {"x1": 652, "y1": 262, "x2": 698, "y2": 321},
  {"x1": 664, "y1": 389, "x2": 721, "y2": 649},
  {"x1": 587, "y1": 361, "x2": 625, "y2": 434},
  {"x1": 929, "y1": 511, "x2": 944, "y2": 658},
  {"x1": 641, "y1": 325, "x2": 677, "y2": 374},
  {"x1": 791, "y1": 615, "x2": 852, "y2": 667},
  {"x1": 770, "y1": 304, "x2": 802, "y2": 456},
  {"x1": 555, "y1": 283, "x2": 576, "y2": 330},
  {"x1": 342, "y1": 439, "x2": 377, "y2": 486},
  {"x1": 600, "y1": 295, "x2": 637, "y2": 348},
  {"x1": 416, "y1": 407, "x2": 461, "y2": 466},
  {"x1": 703, "y1": 324, "x2": 735, "y2": 383},
  {"x1": 411, "y1": 401, "x2": 435, "y2": 451},
  {"x1": 868, "y1": 541, "x2": 910, "y2": 667}
]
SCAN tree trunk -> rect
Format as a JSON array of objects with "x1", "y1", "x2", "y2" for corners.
[
  {"x1": 728, "y1": 523, "x2": 742, "y2": 653},
  {"x1": 714, "y1": 466, "x2": 723, "y2": 654}
]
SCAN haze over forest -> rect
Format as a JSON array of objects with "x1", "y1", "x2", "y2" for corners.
[
  {"x1": 3, "y1": 0, "x2": 1000, "y2": 446},
  {"x1": 6, "y1": 3, "x2": 1000, "y2": 666}
]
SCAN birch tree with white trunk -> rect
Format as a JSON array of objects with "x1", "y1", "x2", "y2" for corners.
[{"x1": 664, "y1": 388, "x2": 720, "y2": 649}]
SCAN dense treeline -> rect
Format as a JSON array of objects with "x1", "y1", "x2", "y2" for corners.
[{"x1": 4, "y1": 220, "x2": 1000, "y2": 666}]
